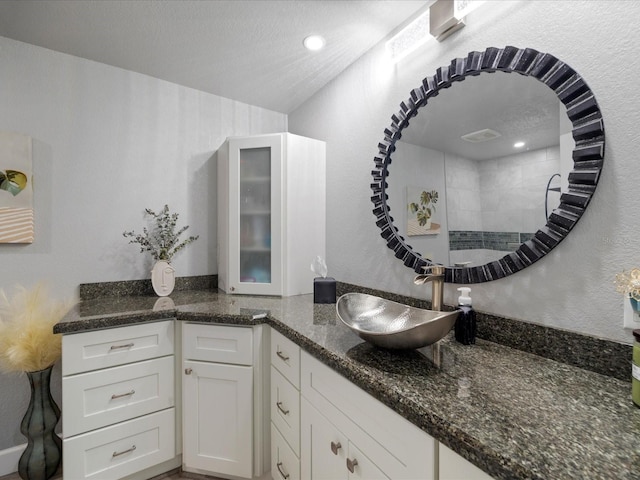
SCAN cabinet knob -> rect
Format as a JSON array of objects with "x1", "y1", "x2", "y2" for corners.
[
  {"x1": 330, "y1": 441, "x2": 342, "y2": 455},
  {"x1": 276, "y1": 461, "x2": 290, "y2": 479},
  {"x1": 346, "y1": 457, "x2": 358, "y2": 473},
  {"x1": 185, "y1": 368, "x2": 193, "y2": 375},
  {"x1": 230, "y1": 286, "x2": 236, "y2": 292}
]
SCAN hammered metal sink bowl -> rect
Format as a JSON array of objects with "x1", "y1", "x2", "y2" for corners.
[{"x1": 336, "y1": 293, "x2": 459, "y2": 350}]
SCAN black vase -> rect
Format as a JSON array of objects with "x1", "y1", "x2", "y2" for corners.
[{"x1": 18, "y1": 365, "x2": 62, "y2": 480}]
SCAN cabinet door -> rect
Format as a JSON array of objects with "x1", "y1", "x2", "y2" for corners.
[
  {"x1": 347, "y1": 442, "x2": 388, "y2": 480},
  {"x1": 301, "y1": 398, "x2": 347, "y2": 480},
  {"x1": 228, "y1": 134, "x2": 283, "y2": 295},
  {"x1": 182, "y1": 360, "x2": 253, "y2": 478},
  {"x1": 301, "y1": 399, "x2": 388, "y2": 480},
  {"x1": 439, "y1": 443, "x2": 494, "y2": 480}
]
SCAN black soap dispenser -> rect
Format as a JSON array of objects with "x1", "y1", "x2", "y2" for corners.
[{"x1": 455, "y1": 287, "x2": 476, "y2": 345}]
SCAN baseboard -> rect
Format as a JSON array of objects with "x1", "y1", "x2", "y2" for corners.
[{"x1": 0, "y1": 443, "x2": 26, "y2": 476}]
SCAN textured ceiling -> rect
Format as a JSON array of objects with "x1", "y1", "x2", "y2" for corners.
[
  {"x1": 0, "y1": 0, "x2": 428, "y2": 113},
  {"x1": 401, "y1": 71, "x2": 562, "y2": 161}
]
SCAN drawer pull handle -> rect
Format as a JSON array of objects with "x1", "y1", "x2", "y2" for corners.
[
  {"x1": 276, "y1": 350, "x2": 290, "y2": 362},
  {"x1": 276, "y1": 401, "x2": 289, "y2": 415},
  {"x1": 276, "y1": 462, "x2": 290, "y2": 479},
  {"x1": 112, "y1": 445, "x2": 136, "y2": 457},
  {"x1": 330, "y1": 441, "x2": 342, "y2": 455},
  {"x1": 185, "y1": 368, "x2": 193, "y2": 375},
  {"x1": 346, "y1": 457, "x2": 358, "y2": 473},
  {"x1": 110, "y1": 343, "x2": 134, "y2": 351},
  {"x1": 111, "y1": 389, "x2": 135, "y2": 400}
]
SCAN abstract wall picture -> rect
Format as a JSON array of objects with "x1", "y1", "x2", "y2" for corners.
[
  {"x1": 0, "y1": 132, "x2": 33, "y2": 243},
  {"x1": 407, "y1": 186, "x2": 440, "y2": 236}
]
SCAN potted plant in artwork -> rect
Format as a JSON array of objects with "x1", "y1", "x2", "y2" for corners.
[
  {"x1": 123, "y1": 205, "x2": 199, "y2": 297},
  {"x1": 408, "y1": 189, "x2": 439, "y2": 230},
  {"x1": 614, "y1": 268, "x2": 640, "y2": 312},
  {"x1": 0, "y1": 284, "x2": 71, "y2": 480}
]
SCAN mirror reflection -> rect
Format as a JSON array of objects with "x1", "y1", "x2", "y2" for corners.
[{"x1": 387, "y1": 72, "x2": 576, "y2": 268}]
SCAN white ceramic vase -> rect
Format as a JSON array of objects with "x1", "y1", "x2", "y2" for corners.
[{"x1": 151, "y1": 260, "x2": 176, "y2": 297}]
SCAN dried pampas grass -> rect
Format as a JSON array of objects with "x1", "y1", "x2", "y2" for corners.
[{"x1": 0, "y1": 284, "x2": 72, "y2": 373}]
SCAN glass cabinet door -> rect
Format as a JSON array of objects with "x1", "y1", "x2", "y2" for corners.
[
  {"x1": 239, "y1": 147, "x2": 272, "y2": 284},
  {"x1": 227, "y1": 134, "x2": 282, "y2": 295},
  {"x1": 220, "y1": 132, "x2": 323, "y2": 296}
]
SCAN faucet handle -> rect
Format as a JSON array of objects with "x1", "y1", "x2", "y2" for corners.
[{"x1": 421, "y1": 264, "x2": 445, "y2": 274}]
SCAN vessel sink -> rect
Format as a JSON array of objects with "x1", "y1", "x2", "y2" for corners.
[{"x1": 336, "y1": 293, "x2": 459, "y2": 350}]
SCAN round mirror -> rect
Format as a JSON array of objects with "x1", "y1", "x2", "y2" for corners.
[{"x1": 371, "y1": 46, "x2": 605, "y2": 283}]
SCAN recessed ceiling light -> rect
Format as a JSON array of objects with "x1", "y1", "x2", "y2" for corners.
[
  {"x1": 514, "y1": 141, "x2": 525, "y2": 148},
  {"x1": 303, "y1": 35, "x2": 325, "y2": 51}
]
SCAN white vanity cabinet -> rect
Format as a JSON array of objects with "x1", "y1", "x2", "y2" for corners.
[
  {"x1": 217, "y1": 132, "x2": 326, "y2": 296},
  {"x1": 61, "y1": 320, "x2": 177, "y2": 480},
  {"x1": 439, "y1": 443, "x2": 494, "y2": 480},
  {"x1": 270, "y1": 329, "x2": 301, "y2": 480},
  {"x1": 300, "y1": 351, "x2": 436, "y2": 480},
  {"x1": 181, "y1": 322, "x2": 269, "y2": 479}
]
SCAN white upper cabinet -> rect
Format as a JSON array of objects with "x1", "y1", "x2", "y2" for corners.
[{"x1": 218, "y1": 133, "x2": 326, "y2": 296}]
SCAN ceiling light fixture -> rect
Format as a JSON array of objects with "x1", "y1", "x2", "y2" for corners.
[
  {"x1": 514, "y1": 141, "x2": 525, "y2": 148},
  {"x1": 303, "y1": 35, "x2": 325, "y2": 51}
]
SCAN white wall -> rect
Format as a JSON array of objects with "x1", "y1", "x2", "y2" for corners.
[
  {"x1": 288, "y1": 0, "x2": 640, "y2": 344},
  {"x1": 390, "y1": 141, "x2": 449, "y2": 264},
  {"x1": 0, "y1": 36, "x2": 286, "y2": 301},
  {"x1": 445, "y1": 153, "x2": 482, "y2": 231},
  {"x1": 0, "y1": 36, "x2": 286, "y2": 451},
  {"x1": 478, "y1": 145, "x2": 561, "y2": 233}
]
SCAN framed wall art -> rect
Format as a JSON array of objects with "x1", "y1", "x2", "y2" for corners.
[
  {"x1": 0, "y1": 131, "x2": 33, "y2": 243},
  {"x1": 407, "y1": 186, "x2": 440, "y2": 236}
]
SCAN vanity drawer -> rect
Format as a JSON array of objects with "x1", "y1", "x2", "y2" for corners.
[
  {"x1": 63, "y1": 408, "x2": 175, "y2": 480},
  {"x1": 272, "y1": 422, "x2": 300, "y2": 480},
  {"x1": 271, "y1": 328, "x2": 300, "y2": 388},
  {"x1": 62, "y1": 320, "x2": 174, "y2": 375},
  {"x1": 63, "y1": 355, "x2": 174, "y2": 437},
  {"x1": 271, "y1": 366, "x2": 300, "y2": 456},
  {"x1": 183, "y1": 323, "x2": 253, "y2": 365}
]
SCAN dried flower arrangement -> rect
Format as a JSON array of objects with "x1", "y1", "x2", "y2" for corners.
[
  {"x1": 0, "y1": 284, "x2": 71, "y2": 373},
  {"x1": 123, "y1": 204, "x2": 199, "y2": 262},
  {"x1": 614, "y1": 268, "x2": 640, "y2": 301}
]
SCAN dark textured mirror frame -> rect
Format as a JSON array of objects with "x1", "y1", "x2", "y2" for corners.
[{"x1": 371, "y1": 46, "x2": 605, "y2": 284}]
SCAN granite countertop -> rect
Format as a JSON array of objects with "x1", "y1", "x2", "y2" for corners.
[{"x1": 55, "y1": 290, "x2": 640, "y2": 480}]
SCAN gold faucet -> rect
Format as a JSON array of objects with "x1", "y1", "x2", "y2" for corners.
[{"x1": 413, "y1": 265, "x2": 445, "y2": 311}]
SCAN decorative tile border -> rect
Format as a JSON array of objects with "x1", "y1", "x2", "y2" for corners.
[
  {"x1": 337, "y1": 281, "x2": 631, "y2": 382},
  {"x1": 449, "y1": 230, "x2": 534, "y2": 252}
]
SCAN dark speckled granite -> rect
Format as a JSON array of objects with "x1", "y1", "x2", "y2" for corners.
[
  {"x1": 78, "y1": 275, "x2": 217, "y2": 300},
  {"x1": 55, "y1": 288, "x2": 640, "y2": 480},
  {"x1": 337, "y1": 281, "x2": 632, "y2": 382}
]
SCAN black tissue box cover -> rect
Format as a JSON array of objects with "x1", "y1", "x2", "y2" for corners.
[{"x1": 314, "y1": 277, "x2": 336, "y2": 304}]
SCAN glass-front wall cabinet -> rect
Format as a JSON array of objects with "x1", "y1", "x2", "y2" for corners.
[{"x1": 218, "y1": 132, "x2": 325, "y2": 297}]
